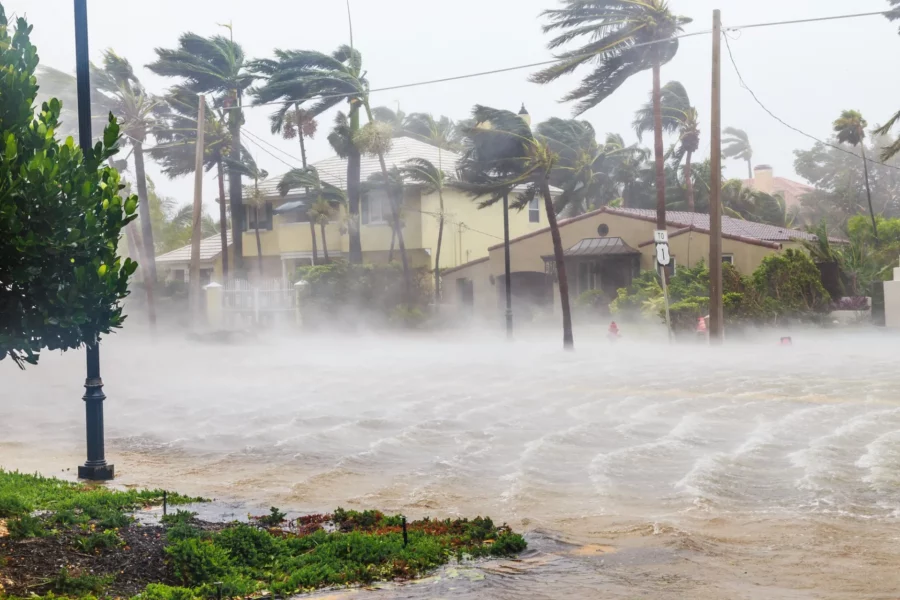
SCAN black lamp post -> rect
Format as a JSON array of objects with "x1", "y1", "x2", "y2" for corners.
[{"x1": 74, "y1": 0, "x2": 114, "y2": 481}]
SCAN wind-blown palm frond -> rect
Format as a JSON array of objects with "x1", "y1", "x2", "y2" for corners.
[
  {"x1": 398, "y1": 157, "x2": 448, "y2": 195},
  {"x1": 531, "y1": 0, "x2": 692, "y2": 115},
  {"x1": 277, "y1": 167, "x2": 346, "y2": 204},
  {"x1": 722, "y1": 127, "x2": 752, "y2": 162},
  {"x1": 874, "y1": 109, "x2": 900, "y2": 161},
  {"x1": 633, "y1": 81, "x2": 691, "y2": 140}
]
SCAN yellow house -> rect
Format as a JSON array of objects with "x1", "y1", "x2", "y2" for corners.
[
  {"x1": 441, "y1": 206, "x2": 823, "y2": 318},
  {"x1": 231, "y1": 136, "x2": 558, "y2": 282}
]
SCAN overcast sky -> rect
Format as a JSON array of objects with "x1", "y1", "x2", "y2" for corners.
[{"x1": 7, "y1": 0, "x2": 899, "y2": 214}]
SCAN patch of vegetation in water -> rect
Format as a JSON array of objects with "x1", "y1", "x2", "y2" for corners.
[{"x1": 0, "y1": 472, "x2": 526, "y2": 599}]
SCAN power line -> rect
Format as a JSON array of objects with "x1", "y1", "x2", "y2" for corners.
[
  {"x1": 724, "y1": 11, "x2": 891, "y2": 32},
  {"x1": 722, "y1": 32, "x2": 900, "y2": 173},
  {"x1": 240, "y1": 127, "x2": 348, "y2": 185}
]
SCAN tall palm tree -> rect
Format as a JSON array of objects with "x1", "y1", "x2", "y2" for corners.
[
  {"x1": 605, "y1": 133, "x2": 651, "y2": 208},
  {"x1": 723, "y1": 127, "x2": 754, "y2": 179},
  {"x1": 834, "y1": 110, "x2": 878, "y2": 243},
  {"x1": 277, "y1": 167, "x2": 346, "y2": 265},
  {"x1": 147, "y1": 28, "x2": 257, "y2": 273},
  {"x1": 248, "y1": 46, "x2": 366, "y2": 264},
  {"x1": 633, "y1": 81, "x2": 700, "y2": 211},
  {"x1": 531, "y1": 0, "x2": 691, "y2": 231},
  {"x1": 151, "y1": 86, "x2": 247, "y2": 281},
  {"x1": 399, "y1": 158, "x2": 450, "y2": 301},
  {"x1": 226, "y1": 156, "x2": 269, "y2": 276},
  {"x1": 536, "y1": 118, "x2": 611, "y2": 216},
  {"x1": 457, "y1": 105, "x2": 575, "y2": 350}
]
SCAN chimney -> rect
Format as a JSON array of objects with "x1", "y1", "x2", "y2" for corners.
[
  {"x1": 753, "y1": 164, "x2": 774, "y2": 194},
  {"x1": 518, "y1": 103, "x2": 531, "y2": 127}
]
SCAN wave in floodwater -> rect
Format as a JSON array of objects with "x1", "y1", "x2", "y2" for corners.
[{"x1": 4, "y1": 327, "x2": 900, "y2": 598}]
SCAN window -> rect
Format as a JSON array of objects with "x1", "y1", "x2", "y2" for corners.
[
  {"x1": 722, "y1": 255, "x2": 734, "y2": 265},
  {"x1": 173, "y1": 269, "x2": 185, "y2": 283},
  {"x1": 362, "y1": 191, "x2": 391, "y2": 225},
  {"x1": 244, "y1": 204, "x2": 273, "y2": 231},
  {"x1": 528, "y1": 197, "x2": 540, "y2": 223}
]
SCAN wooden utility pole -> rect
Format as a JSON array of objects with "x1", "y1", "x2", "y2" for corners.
[
  {"x1": 189, "y1": 95, "x2": 207, "y2": 322},
  {"x1": 708, "y1": 10, "x2": 724, "y2": 342}
]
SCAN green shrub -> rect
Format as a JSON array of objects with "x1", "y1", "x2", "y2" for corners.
[
  {"x1": 137, "y1": 583, "x2": 198, "y2": 600},
  {"x1": 160, "y1": 509, "x2": 197, "y2": 526},
  {"x1": 7, "y1": 514, "x2": 44, "y2": 539},
  {"x1": 166, "y1": 522, "x2": 207, "y2": 543},
  {"x1": 752, "y1": 249, "x2": 831, "y2": 316},
  {"x1": 0, "y1": 493, "x2": 30, "y2": 518},
  {"x1": 214, "y1": 524, "x2": 278, "y2": 569},
  {"x1": 165, "y1": 538, "x2": 233, "y2": 585},
  {"x1": 75, "y1": 529, "x2": 122, "y2": 553},
  {"x1": 96, "y1": 508, "x2": 132, "y2": 529},
  {"x1": 52, "y1": 509, "x2": 89, "y2": 527},
  {"x1": 195, "y1": 575, "x2": 259, "y2": 599},
  {"x1": 252, "y1": 506, "x2": 286, "y2": 527},
  {"x1": 49, "y1": 568, "x2": 112, "y2": 595}
]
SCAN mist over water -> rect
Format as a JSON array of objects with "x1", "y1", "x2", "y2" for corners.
[{"x1": 5, "y1": 327, "x2": 900, "y2": 598}]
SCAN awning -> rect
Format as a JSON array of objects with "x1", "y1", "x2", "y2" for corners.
[
  {"x1": 542, "y1": 237, "x2": 640, "y2": 260},
  {"x1": 274, "y1": 200, "x2": 307, "y2": 214}
]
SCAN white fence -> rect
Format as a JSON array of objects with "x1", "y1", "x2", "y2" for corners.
[{"x1": 221, "y1": 279, "x2": 298, "y2": 327}]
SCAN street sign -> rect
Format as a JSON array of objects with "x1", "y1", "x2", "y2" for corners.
[
  {"x1": 656, "y1": 243, "x2": 671, "y2": 266},
  {"x1": 654, "y1": 230, "x2": 669, "y2": 244}
]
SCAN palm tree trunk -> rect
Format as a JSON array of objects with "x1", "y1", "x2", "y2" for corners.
[
  {"x1": 308, "y1": 219, "x2": 319, "y2": 265},
  {"x1": 746, "y1": 159, "x2": 753, "y2": 181},
  {"x1": 434, "y1": 191, "x2": 445, "y2": 303},
  {"x1": 228, "y1": 92, "x2": 244, "y2": 272},
  {"x1": 365, "y1": 103, "x2": 411, "y2": 302},
  {"x1": 347, "y1": 103, "x2": 363, "y2": 264},
  {"x1": 254, "y1": 208, "x2": 263, "y2": 276},
  {"x1": 297, "y1": 108, "x2": 308, "y2": 168},
  {"x1": 127, "y1": 222, "x2": 157, "y2": 327},
  {"x1": 651, "y1": 62, "x2": 667, "y2": 231},
  {"x1": 217, "y1": 160, "x2": 229, "y2": 281},
  {"x1": 132, "y1": 141, "x2": 158, "y2": 328},
  {"x1": 861, "y1": 145, "x2": 879, "y2": 244},
  {"x1": 388, "y1": 226, "x2": 396, "y2": 262},
  {"x1": 320, "y1": 222, "x2": 329, "y2": 262},
  {"x1": 684, "y1": 151, "x2": 695, "y2": 212},
  {"x1": 542, "y1": 179, "x2": 573, "y2": 350}
]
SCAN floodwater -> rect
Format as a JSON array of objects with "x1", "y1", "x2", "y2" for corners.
[{"x1": 4, "y1": 327, "x2": 900, "y2": 599}]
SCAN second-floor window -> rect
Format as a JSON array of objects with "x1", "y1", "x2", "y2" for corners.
[
  {"x1": 362, "y1": 191, "x2": 391, "y2": 225},
  {"x1": 528, "y1": 197, "x2": 540, "y2": 223},
  {"x1": 244, "y1": 203, "x2": 273, "y2": 231}
]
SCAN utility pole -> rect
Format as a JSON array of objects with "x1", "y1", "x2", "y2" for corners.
[
  {"x1": 189, "y1": 95, "x2": 207, "y2": 321},
  {"x1": 74, "y1": 0, "x2": 113, "y2": 481},
  {"x1": 502, "y1": 193, "x2": 513, "y2": 338},
  {"x1": 708, "y1": 9, "x2": 724, "y2": 342}
]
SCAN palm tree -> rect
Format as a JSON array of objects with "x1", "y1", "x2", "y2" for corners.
[
  {"x1": 605, "y1": 133, "x2": 651, "y2": 208},
  {"x1": 277, "y1": 167, "x2": 346, "y2": 265},
  {"x1": 226, "y1": 156, "x2": 269, "y2": 275},
  {"x1": 531, "y1": 0, "x2": 691, "y2": 231},
  {"x1": 536, "y1": 118, "x2": 612, "y2": 216},
  {"x1": 248, "y1": 46, "x2": 366, "y2": 264},
  {"x1": 834, "y1": 110, "x2": 878, "y2": 243},
  {"x1": 405, "y1": 113, "x2": 461, "y2": 151},
  {"x1": 457, "y1": 105, "x2": 575, "y2": 350},
  {"x1": 151, "y1": 86, "x2": 246, "y2": 281},
  {"x1": 147, "y1": 28, "x2": 257, "y2": 273},
  {"x1": 399, "y1": 158, "x2": 450, "y2": 301},
  {"x1": 720, "y1": 180, "x2": 791, "y2": 227},
  {"x1": 363, "y1": 166, "x2": 407, "y2": 263},
  {"x1": 723, "y1": 127, "x2": 754, "y2": 179},
  {"x1": 634, "y1": 81, "x2": 700, "y2": 211}
]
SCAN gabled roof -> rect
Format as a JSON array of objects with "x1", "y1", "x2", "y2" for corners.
[{"x1": 156, "y1": 232, "x2": 231, "y2": 263}]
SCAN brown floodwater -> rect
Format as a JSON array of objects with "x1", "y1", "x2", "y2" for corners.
[{"x1": 4, "y1": 327, "x2": 900, "y2": 598}]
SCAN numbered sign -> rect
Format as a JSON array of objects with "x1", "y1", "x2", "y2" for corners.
[
  {"x1": 654, "y1": 230, "x2": 669, "y2": 244},
  {"x1": 656, "y1": 243, "x2": 671, "y2": 266}
]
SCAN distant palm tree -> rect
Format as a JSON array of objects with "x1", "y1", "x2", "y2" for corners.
[
  {"x1": 634, "y1": 81, "x2": 700, "y2": 211},
  {"x1": 249, "y1": 46, "x2": 367, "y2": 264},
  {"x1": 226, "y1": 157, "x2": 269, "y2": 275},
  {"x1": 147, "y1": 28, "x2": 257, "y2": 272},
  {"x1": 536, "y1": 118, "x2": 609, "y2": 216},
  {"x1": 834, "y1": 110, "x2": 878, "y2": 243},
  {"x1": 531, "y1": 0, "x2": 691, "y2": 231},
  {"x1": 399, "y1": 158, "x2": 450, "y2": 301},
  {"x1": 151, "y1": 86, "x2": 247, "y2": 281},
  {"x1": 721, "y1": 180, "x2": 791, "y2": 227},
  {"x1": 457, "y1": 105, "x2": 575, "y2": 350},
  {"x1": 723, "y1": 127, "x2": 754, "y2": 179},
  {"x1": 404, "y1": 113, "x2": 461, "y2": 151},
  {"x1": 605, "y1": 133, "x2": 651, "y2": 208},
  {"x1": 363, "y1": 166, "x2": 407, "y2": 263},
  {"x1": 277, "y1": 167, "x2": 347, "y2": 265}
]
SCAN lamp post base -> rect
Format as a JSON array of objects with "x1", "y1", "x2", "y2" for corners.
[{"x1": 78, "y1": 464, "x2": 114, "y2": 481}]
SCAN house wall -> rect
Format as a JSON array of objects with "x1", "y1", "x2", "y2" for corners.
[
  {"x1": 441, "y1": 259, "x2": 498, "y2": 316},
  {"x1": 419, "y1": 188, "x2": 547, "y2": 271},
  {"x1": 645, "y1": 231, "x2": 781, "y2": 275}
]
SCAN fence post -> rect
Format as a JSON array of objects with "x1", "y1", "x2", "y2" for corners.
[
  {"x1": 204, "y1": 282, "x2": 223, "y2": 329},
  {"x1": 253, "y1": 287, "x2": 260, "y2": 325}
]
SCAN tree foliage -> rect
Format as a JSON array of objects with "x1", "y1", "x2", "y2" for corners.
[{"x1": 0, "y1": 8, "x2": 138, "y2": 367}]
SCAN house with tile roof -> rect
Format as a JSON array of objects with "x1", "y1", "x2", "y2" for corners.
[
  {"x1": 743, "y1": 165, "x2": 814, "y2": 213},
  {"x1": 156, "y1": 232, "x2": 232, "y2": 284},
  {"x1": 441, "y1": 205, "x2": 827, "y2": 319}
]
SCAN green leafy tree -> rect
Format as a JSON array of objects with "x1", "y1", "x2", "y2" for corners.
[
  {"x1": 833, "y1": 110, "x2": 878, "y2": 242},
  {"x1": 531, "y1": 0, "x2": 691, "y2": 230},
  {"x1": 634, "y1": 81, "x2": 700, "y2": 211},
  {"x1": 0, "y1": 9, "x2": 138, "y2": 366},
  {"x1": 147, "y1": 28, "x2": 257, "y2": 273},
  {"x1": 278, "y1": 167, "x2": 346, "y2": 264},
  {"x1": 722, "y1": 127, "x2": 753, "y2": 180},
  {"x1": 398, "y1": 158, "x2": 451, "y2": 301},
  {"x1": 752, "y1": 249, "x2": 830, "y2": 316},
  {"x1": 457, "y1": 105, "x2": 575, "y2": 349}
]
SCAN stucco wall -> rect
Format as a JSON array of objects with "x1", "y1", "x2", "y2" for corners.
[
  {"x1": 442, "y1": 258, "x2": 498, "y2": 316},
  {"x1": 643, "y1": 230, "x2": 780, "y2": 275}
]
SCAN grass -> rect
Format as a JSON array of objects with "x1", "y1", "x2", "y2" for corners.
[{"x1": 0, "y1": 472, "x2": 527, "y2": 599}]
